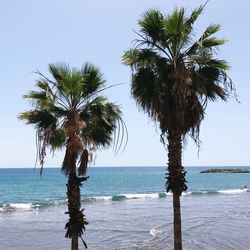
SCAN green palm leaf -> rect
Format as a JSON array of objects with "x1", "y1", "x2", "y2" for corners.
[{"x1": 19, "y1": 62, "x2": 127, "y2": 175}]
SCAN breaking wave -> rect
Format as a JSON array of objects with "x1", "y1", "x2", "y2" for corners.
[{"x1": 1, "y1": 189, "x2": 249, "y2": 213}]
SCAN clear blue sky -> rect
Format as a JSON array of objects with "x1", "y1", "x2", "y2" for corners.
[{"x1": 0, "y1": 0, "x2": 249, "y2": 168}]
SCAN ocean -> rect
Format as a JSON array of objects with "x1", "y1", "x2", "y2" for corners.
[{"x1": 0, "y1": 167, "x2": 250, "y2": 250}]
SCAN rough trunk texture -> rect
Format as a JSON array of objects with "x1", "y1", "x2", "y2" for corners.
[
  {"x1": 71, "y1": 233, "x2": 79, "y2": 250},
  {"x1": 167, "y1": 131, "x2": 184, "y2": 250},
  {"x1": 173, "y1": 191, "x2": 182, "y2": 250},
  {"x1": 64, "y1": 113, "x2": 88, "y2": 250},
  {"x1": 65, "y1": 174, "x2": 88, "y2": 250},
  {"x1": 66, "y1": 174, "x2": 80, "y2": 250}
]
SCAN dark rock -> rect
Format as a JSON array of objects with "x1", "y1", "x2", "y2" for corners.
[{"x1": 200, "y1": 168, "x2": 250, "y2": 174}]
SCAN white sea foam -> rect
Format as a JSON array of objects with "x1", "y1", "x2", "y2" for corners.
[
  {"x1": 9, "y1": 203, "x2": 33, "y2": 210},
  {"x1": 51, "y1": 199, "x2": 67, "y2": 205},
  {"x1": 218, "y1": 189, "x2": 247, "y2": 194},
  {"x1": 159, "y1": 191, "x2": 191, "y2": 196},
  {"x1": 165, "y1": 192, "x2": 172, "y2": 196},
  {"x1": 150, "y1": 228, "x2": 163, "y2": 237},
  {"x1": 92, "y1": 192, "x2": 192, "y2": 201},
  {"x1": 123, "y1": 193, "x2": 160, "y2": 199},
  {"x1": 182, "y1": 191, "x2": 192, "y2": 196},
  {"x1": 93, "y1": 196, "x2": 112, "y2": 201},
  {"x1": 85, "y1": 188, "x2": 249, "y2": 204}
]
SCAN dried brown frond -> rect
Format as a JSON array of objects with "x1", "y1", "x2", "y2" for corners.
[{"x1": 78, "y1": 149, "x2": 89, "y2": 176}]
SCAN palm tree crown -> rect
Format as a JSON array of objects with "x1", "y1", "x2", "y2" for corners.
[
  {"x1": 123, "y1": 6, "x2": 234, "y2": 144},
  {"x1": 20, "y1": 62, "x2": 125, "y2": 176}
]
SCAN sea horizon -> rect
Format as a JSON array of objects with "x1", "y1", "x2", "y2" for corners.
[{"x1": 1, "y1": 165, "x2": 250, "y2": 169}]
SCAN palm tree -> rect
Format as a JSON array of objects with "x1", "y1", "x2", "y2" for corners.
[
  {"x1": 19, "y1": 62, "x2": 126, "y2": 250},
  {"x1": 123, "y1": 5, "x2": 234, "y2": 250}
]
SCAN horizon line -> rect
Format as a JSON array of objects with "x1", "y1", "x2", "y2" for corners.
[{"x1": 0, "y1": 165, "x2": 250, "y2": 169}]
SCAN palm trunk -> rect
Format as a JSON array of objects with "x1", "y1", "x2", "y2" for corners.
[
  {"x1": 64, "y1": 113, "x2": 88, "y2": 249},
  {"x1": 173, "y1": 191, "x2": 182, "y2": 250},
  {"x1": 65, "y1": 169, "x2": 88, "y2": 250},
  {"x1": 67, "y1": 173, "x2": 80, "y2": 250},
  {"x1": 167, "y1": 131, "x2": 185, "y2": 250},
  {"x1": 71, "y1": 234, "x2": 78, "y2": 250}
]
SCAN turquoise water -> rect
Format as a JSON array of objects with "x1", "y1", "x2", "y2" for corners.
[
  {"x1": 0, "y1": 166, "x2": 249, "y2": 209},
  {"x1": 0, "y1": 166, "x2": 250, "y2": 249}
]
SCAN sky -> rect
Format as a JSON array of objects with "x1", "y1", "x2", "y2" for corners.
[{"x1": 0, "y1": 0, "x2": 249, "y2": 168}]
